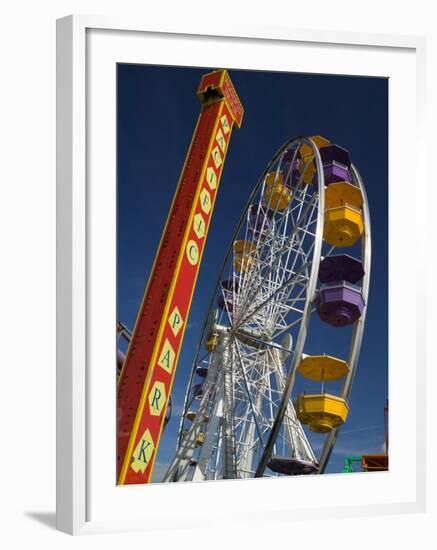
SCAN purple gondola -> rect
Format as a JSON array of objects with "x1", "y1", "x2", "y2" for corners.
[
  {"x1": 249, "y1": 204, "x2": 273, "y2": 232},
  {"x1": 196, "y1": 366, "x2": 209, "y2": 378},
  {"x1": 321, "y1": 160, "x2": 351, "y2": 185},
  {"x1": 218, "y1": 279, "x2": 239, "y2": 312},
  {"x1": 192, "y1": 383, "x2": 204, "y2": 399},
  {"x1": 282, "y1": 149, "x2": 301, "y2": 188},
  {"x1": 268, "y1": 456, "x2": 319, "y2": 475},
  {"x1": 318, "y1": 255, "x2": 365, "y2": 285},
  {"x1": 319, "y1": 144, "x2": 351, "y2": 167},
  {"x1": 315, "y1": 282, "x2": 365, "y2": 327}
]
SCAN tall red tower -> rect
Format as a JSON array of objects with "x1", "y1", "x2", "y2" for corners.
[{"x1": 117, "y1": 70, "x2": 244, "y2": 485}]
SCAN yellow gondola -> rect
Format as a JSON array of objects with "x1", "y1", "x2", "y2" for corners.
[
  {"x1": 324, "y1": 204, "x2": 364, "y2": 247},
  {"x1": 233, "y1": 240, "x2": 256, "y2": 273},
  {"x1": 205, "y1": 333, "x2": 218, "y2": 352},
  {"x1": 263, "y1": 171, "x2": 291, "y2": 210},
  {"x1": 295, "y1": 393, "x2": 349, "y2": 433},
  {"x1": 186, "y1": 412, "x2": 210, "y2": 423},
  {"x1": 298, "y1": 135, "x2": 330, "y2": 185},
  {"x1": 325, "y1": 181, "x2": 363, "y2": 209},
  {"x1": 299, "y1": 135, "x2": 331, "y2": 160},
  {"x1": 298, "y1": 354, "x2": 349, "y2": 382}
]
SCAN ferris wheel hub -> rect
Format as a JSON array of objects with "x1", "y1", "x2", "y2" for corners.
[{"x1": 234, "y1": 326, "x2": 273, "y2": 349}]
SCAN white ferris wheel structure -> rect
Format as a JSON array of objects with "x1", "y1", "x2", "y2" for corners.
[{"x1": 164, "y1": 135, "x2": 371, "y2": 482}]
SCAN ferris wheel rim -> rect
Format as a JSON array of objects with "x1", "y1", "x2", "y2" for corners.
[{"x1": 317, "y1": 162, "x2": 372, "y2": 472}]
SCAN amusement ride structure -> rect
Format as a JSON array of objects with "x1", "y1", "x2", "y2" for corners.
[
  {"x1": 164, "y1": 133, "x2": 371, "y2": 481},
  {"x1": 117, "y1": 69, "x2": 372, "y2": 484}
]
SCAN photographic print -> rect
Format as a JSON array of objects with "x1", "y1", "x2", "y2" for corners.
[{"x1": 116, "y1": 65, "x2": 388, "y2": 485}]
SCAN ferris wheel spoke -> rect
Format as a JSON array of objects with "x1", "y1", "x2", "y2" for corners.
[
  {"x1": 236, "y1": 252, "x2": 313, "y2": 329},
  {"x1": 270, "y1": 238, "x2": 314, "y2": 323},
  {"x1": 270, "y1": 216, "x2": 320, "y2": 321},
  {"x1": 236, "y1": 193, "x2": 318, "y2": 321},
  {"x1": 232, "y1": 339, "x2": 266, "y2": 446},
  {"x1": 236, "y1": 157, "x2": 310, "y2": 313}
]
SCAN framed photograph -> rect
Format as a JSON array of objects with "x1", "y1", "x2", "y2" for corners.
[{"x1": 56, "y1": 15, "x2": 426, "y2": 535}]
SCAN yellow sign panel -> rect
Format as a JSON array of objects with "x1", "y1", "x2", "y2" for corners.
[
  {"x1": 211, "y1": 146, "x2": 222, "y2": 169},
  {"x1": 200, "y1": 189, "x2": 211, "y2": 215},
  {"x1": 205, "y1": 167, "x2": 217, "y2": 190},
  {"x1": 148, "y1": 381, "x2": 167, "y2": 416},
  {"x1": 216, "y1": 128, "x2": 226, "y2": 153},
  {"x1": 221, "y1": 114, "x2": 230, "y2": 134},
  {"x1": 168, "y1": 306, "x2": 184, "y2": 337},
  {"x1": 193, "y1": 213, "x2": 206, "y2": 239},
  {"x1": 131, "y1": 429, "x2": 155, "y2": 474},
  {"x1": 157, "y1": 338, "x2": 175, "y2": 374},
  {"x1": 186, "y1": 240, "x2": 199, "y2": 265}
]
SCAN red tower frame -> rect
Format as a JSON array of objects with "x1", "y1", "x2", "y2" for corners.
[{"x1": 117, "y1": 70, "x2": 244, "y2": 485}]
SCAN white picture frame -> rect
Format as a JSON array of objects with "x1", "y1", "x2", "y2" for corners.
[{"x1": 56, "y1": 14, "x2": 427, "y2": 535}]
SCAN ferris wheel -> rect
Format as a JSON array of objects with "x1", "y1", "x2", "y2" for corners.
[{"x1": 163, "y1": 135, "x2": 371, "y2": 482}]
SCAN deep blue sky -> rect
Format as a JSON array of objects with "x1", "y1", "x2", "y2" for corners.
[{"x1": 117, "y1": 64, "x2": 388, "y2": 481}]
